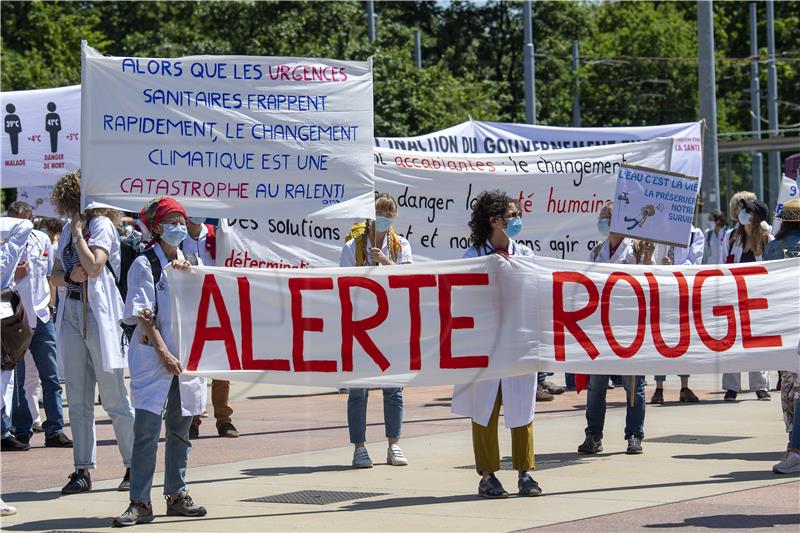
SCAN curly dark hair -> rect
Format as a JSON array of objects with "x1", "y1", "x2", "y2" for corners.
[{"x1": 468, "y1": 190, "x2": 516, "y2": 250}]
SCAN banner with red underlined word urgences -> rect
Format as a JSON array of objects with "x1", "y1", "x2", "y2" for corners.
[{"x1": 79, "y1": 42, "x2": 375, "y2": 221}]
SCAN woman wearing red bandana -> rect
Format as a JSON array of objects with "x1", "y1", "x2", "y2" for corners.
[{"x1": 113, "y1": 197, "x2": 208, "y2": 527}]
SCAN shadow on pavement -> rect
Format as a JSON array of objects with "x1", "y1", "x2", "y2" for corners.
[
  {"x1": 672, "y1": 452, "x2": 785, "y2": 462},
  {"x1": 241, "y1": 464, "x2": 354, "y2": 477},
  {"x1": 2, "y1": 515, "x2": 114, "y2": 531},
  {"x1": 643, "y1": 513, "x2": 800, "y2": 529}
]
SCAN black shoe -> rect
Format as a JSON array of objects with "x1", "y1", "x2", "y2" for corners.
[
  {"x1": 61, "y1": 470, "x2": 92, "y2": 494},
  {"x1": 113, "y1": 501, "x2": 154, "y2": 527},
  {"x1": 578, "y1": 434, "x2": 603, "y2": 454},
  {"x1": 724, "y1": 390, "x2": 737, "y2": 401},
  {"x1": 189, "y1": 424, "x2": 199, "y2": 440},
  {"x1": 626, "y1": 435, "x2": 643, "y2": 454},
  {"x1": 166, "y1": 492, "x2": 207, "y2": 517},
  {"x1": 45, "y1": 432, "x2": 73, "y2": 448},
  {"x1": 217, "y1": 422, "x2": 239, "y2": 438},
  {"x1": 650, "y1": 388, "x2": 664, "y2": 404},
  {"x1": 118, "y1": 468, "x2": 131, "y2": 491},
  {"x1": 517, "y1": 472, "x2": 542, "y2": 497},
  {"x1": 15, "y1": 433, "x2": 32, "y2": 445},
  {"x1": 478, "y1": 473, "x2": 508, "y2": 498},
  {"x1": 756, "y1": 390, "x2": 771, "y2": 401},
  {"x1": 1, "y1": 436, "x2": 31, "y2": 451},
  {"x1": 679, "y1": 387, "x2": 699, "y2": 403},
  {"x1": 541, "y1": 381, "x2": 565, "y2": 395}
]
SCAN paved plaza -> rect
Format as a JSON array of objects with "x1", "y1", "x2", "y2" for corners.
[{"x1": 1, "y1": 374, "x2": 798, "y2": 532}]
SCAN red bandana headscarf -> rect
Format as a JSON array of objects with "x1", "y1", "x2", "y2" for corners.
[{"x1": 140, "y1": 197, "x2": 188, "y2": 244}]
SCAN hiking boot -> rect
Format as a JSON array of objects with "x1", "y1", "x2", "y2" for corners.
[
  {"x1": 536, "y1": 387, "x2": 553, "y2": 402},
  {"x1": 541, "y1": 381, "x2": 565, "y2": 395},
  {"x1": 45, "y1": 432, "x2": 73, "y2": 448},
  {"x1": 578, "y1": 434, "x2": 603, "y2": 454},
  {"x1": 679, "y1": 387, "x2": 699, "y2": 403},
  {"x1": 626, "y1": 435, "x2": 643, "y2": 455},
  {"x1": 217, "y1": 422, "x2": 239, "y2": 438},
  {"x1": 112, "y1": 501, "x2": 154, "y2": 527},
  {"x1": 478, "y1": 473, "x2": 508, "y2": 498},
  {"x1": 61, "y1": 469, "x2": 91, "y2": 494},
  {"x1": 166, "y1": 492, "x2": 207, "y2": 517},
  {"x1": 650, "y1": 388, "x2": 664, "y2": 404},
  {"x1": 387, "y1": 443, "x2": 408, "y2": 466},
  {"x1": 352, "y1": 446, "x2": 373, "y2": 468},
  {"x1": 756, "y1": 390, "x2": 771, "y2": 401},
  {"x1": 1, "y1": 436, "x2": 30, "y2": 452},
  {"x1": 189, "y1": 424, "x2": 199, "y2": 440},
  {"x1": 724, "y1": 390, "x2": 737, "y2": 401},
  {"x1": 517, "y1": 472, "x2": 542, "y2": 496},
  {"x1": 118, "y1": 468, "x2": 131, "y2": 491}
]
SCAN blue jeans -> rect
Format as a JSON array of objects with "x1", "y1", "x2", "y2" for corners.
[
  {"x1": 130, "y1": 377, "x2": 193, "y2": 502},
  {"x1": 585, "y1": 375, "x2": 645, "y2": 440},
  {"x1": 11, "y1": 318, "x2": 64, "y2": 437},
  {"x1": 347, "y1": 388, "x2": 403, "y2": 444},
  {"x1": 654, "y1": 375, "x2": 689, "y2": 383},
  {"x1": 791, "y1": 396, "x2": 800, "y2": 450}
]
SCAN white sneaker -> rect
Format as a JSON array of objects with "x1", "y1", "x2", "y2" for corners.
[
  {"x1": 387, "y1": 443, "x2": 409, "y2": 466},
  {"x1": 773, "y1": 451, "x2": 800, "y2": 474},
  {"x1": 352, "y1": 447, "x2": 373, "y2": 468},
  {"x1": 1, "y1": 497, "x2": 16, "y2": 516}
]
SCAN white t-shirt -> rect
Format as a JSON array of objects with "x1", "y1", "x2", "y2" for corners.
[
  {"x1": 16, "y1": 228, "x2": 53, "y2": 326},
  {"x1": 339, "y1": 232, "x2": 413, "y2": 267}
]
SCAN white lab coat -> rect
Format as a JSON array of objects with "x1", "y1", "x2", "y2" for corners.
[
  {"x1": 55, "y1": 217, "x2": 127, "y2": 372},
  {"x1": 124, "y1": 244, "x2": 206, "y2": 416},
  {"x1": 16, "y1": 229, "x2": 53, "y2": 328},
  {"x1": 451, "y1": 240, "x2": 538, "y2": 428},
  {"x1": 704, "y1": 226, "x2": 726, "y2": 264},
  {"x1": 182, "y1": 223, "x2": 215, "y2": 267},
  {"x1": 720, "y1": 228, "x2": 774, "y2": 263},
  {"x1": 654, "y1": 226, "x2": 705, "y2": 266},
  {"x1": 588, "y1": 237, "x2": 639, "y2": 264}
]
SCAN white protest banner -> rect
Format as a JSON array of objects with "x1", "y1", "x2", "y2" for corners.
[
  {"x1": 217, "y1": 138, "x2": 673, "y2": 267},
  {"x1": 15, "y1": 186, "x2": 58, "y2": 218},
  {"x1": 610, "y1": 165, "x2": 699, "y2": 248},
  {"x1": 771, "y1": 175, "x2": 800, "y2": 236},
  {"x1": 1, "y1": 85, "x2": 80, "y2": 188},
  {"x1": 169, "y1": 255, "x2": 800, "y2": 386},
  {"x1": 376, "y1": 120, "x2": 702, "y2": 179},
  {"x1": 79, "y1": 42, "x2": 375, "y2": 220}
]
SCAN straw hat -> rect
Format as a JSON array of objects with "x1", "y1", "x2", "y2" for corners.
[{"x1": 777, "y1": 198, "x2": 800, "y2": 221}]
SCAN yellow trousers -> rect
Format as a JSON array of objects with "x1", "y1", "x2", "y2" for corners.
[
  {"x1": 471, "y1": 389, "x2": 534, "y2": 474},
  {"x1": 192, "y1": 380, "x2": 232, "y2": 428}
]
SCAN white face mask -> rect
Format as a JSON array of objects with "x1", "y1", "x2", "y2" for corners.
[
  {"x1": 597, "y1": 218, "x2": 611, "y2": 237},
  {"x1": 738, "y1": 211, "x2": 752, "y2": 226},
  {"x1": 707, "y1": 219, "x2": 716, "y2": 231}
]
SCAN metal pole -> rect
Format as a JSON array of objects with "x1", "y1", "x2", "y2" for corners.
[
  {"x1": 766, "y1": 0, "x2": 780, "y2": 206},
  {"x1": 749, "y1": 3, "x2": 764, "y2": 199},
  {"x1": 414, "y1": 30, "x2": 422, "y2": 68},
  {"x1": 572, "y1": 40, "x2": 581, "y2": 127},
  {"x1": 523, "y1": 0, "x2": 536, "y2": 124},
  {"x1": 367, "y1": 0, "x2": 376, "y2": 43},
  {"x1": 697, "y1": 0, "x2": 721, "y2": 212}
]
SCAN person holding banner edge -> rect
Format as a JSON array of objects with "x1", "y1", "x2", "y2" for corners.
[
  {"x1": 579, "y1": 201, "x2": 651, "y2": 456},
  {"x1": 113, "y1": 197, "x2": 207, "y2": 527},
  {"x1": 451, "y1": 190, "x2": 542, "y2": 498},
  {"x1": 339, "y1": 192, "x2": 410, "y2": 469}
]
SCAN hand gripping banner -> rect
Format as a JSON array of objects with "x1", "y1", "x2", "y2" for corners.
[{"x1": 168, "y1": 256, "x2": 800, "y2": 386}]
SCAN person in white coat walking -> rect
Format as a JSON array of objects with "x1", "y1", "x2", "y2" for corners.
[
  {"x1": 451, "y1": 190, "x2": 541, "y2": 499},
  {"x1": 113, "y1": 197, "x2": 208, "y2": 527}
]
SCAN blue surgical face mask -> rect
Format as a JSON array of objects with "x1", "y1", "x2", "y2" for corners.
[
  {"x1": 160, "y1": 223, "x2": 189, "y2": 246},
  {"x1": 738, "y1": 211, "x2": 752, "y2": 226},
  {"x1": 597, "y1": 218, "x2": 611, "y2": 237},
  {"x1": 505, "y1": 217, "x2": 523, "y2": 238},
  {"x1": 375, "y1": 216, "x2": 393, "y2": 232}
]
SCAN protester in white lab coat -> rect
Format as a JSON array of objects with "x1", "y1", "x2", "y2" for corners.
[
  {"x1": 721, "y1": 191, "x2": 772, "y2": 263},
  {"x1": 49, "y1": 170, "x2": 135, "y2": 495},
  {"x1": 650, "y1": 225, "x2": 705, "y2": 404},
  {"x1": 579, "y1": 201, "x2": 652, "y2": 456},
  {"x1": 721, "y1": 198, "x2": 774, "y2": 402},
  {"x1": 340, "y1": 193, "x2": 411, "y2": 469},
  {"x1": 703, "y1": 210, "x2": 726, "y2": 264},
  {"x1": 113, "y1": 197, "x2": 207, "y2": 528},
  {"x1": 451, "y1": 190, "x2": 541, "y2": 499},
  {"x1": 6, "y1": 201, "x2": 72, "y2": 449}
]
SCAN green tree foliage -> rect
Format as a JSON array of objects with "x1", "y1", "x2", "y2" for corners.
[{"x1": 2, "y1": 0, "x2": 797, "y2": 139}]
